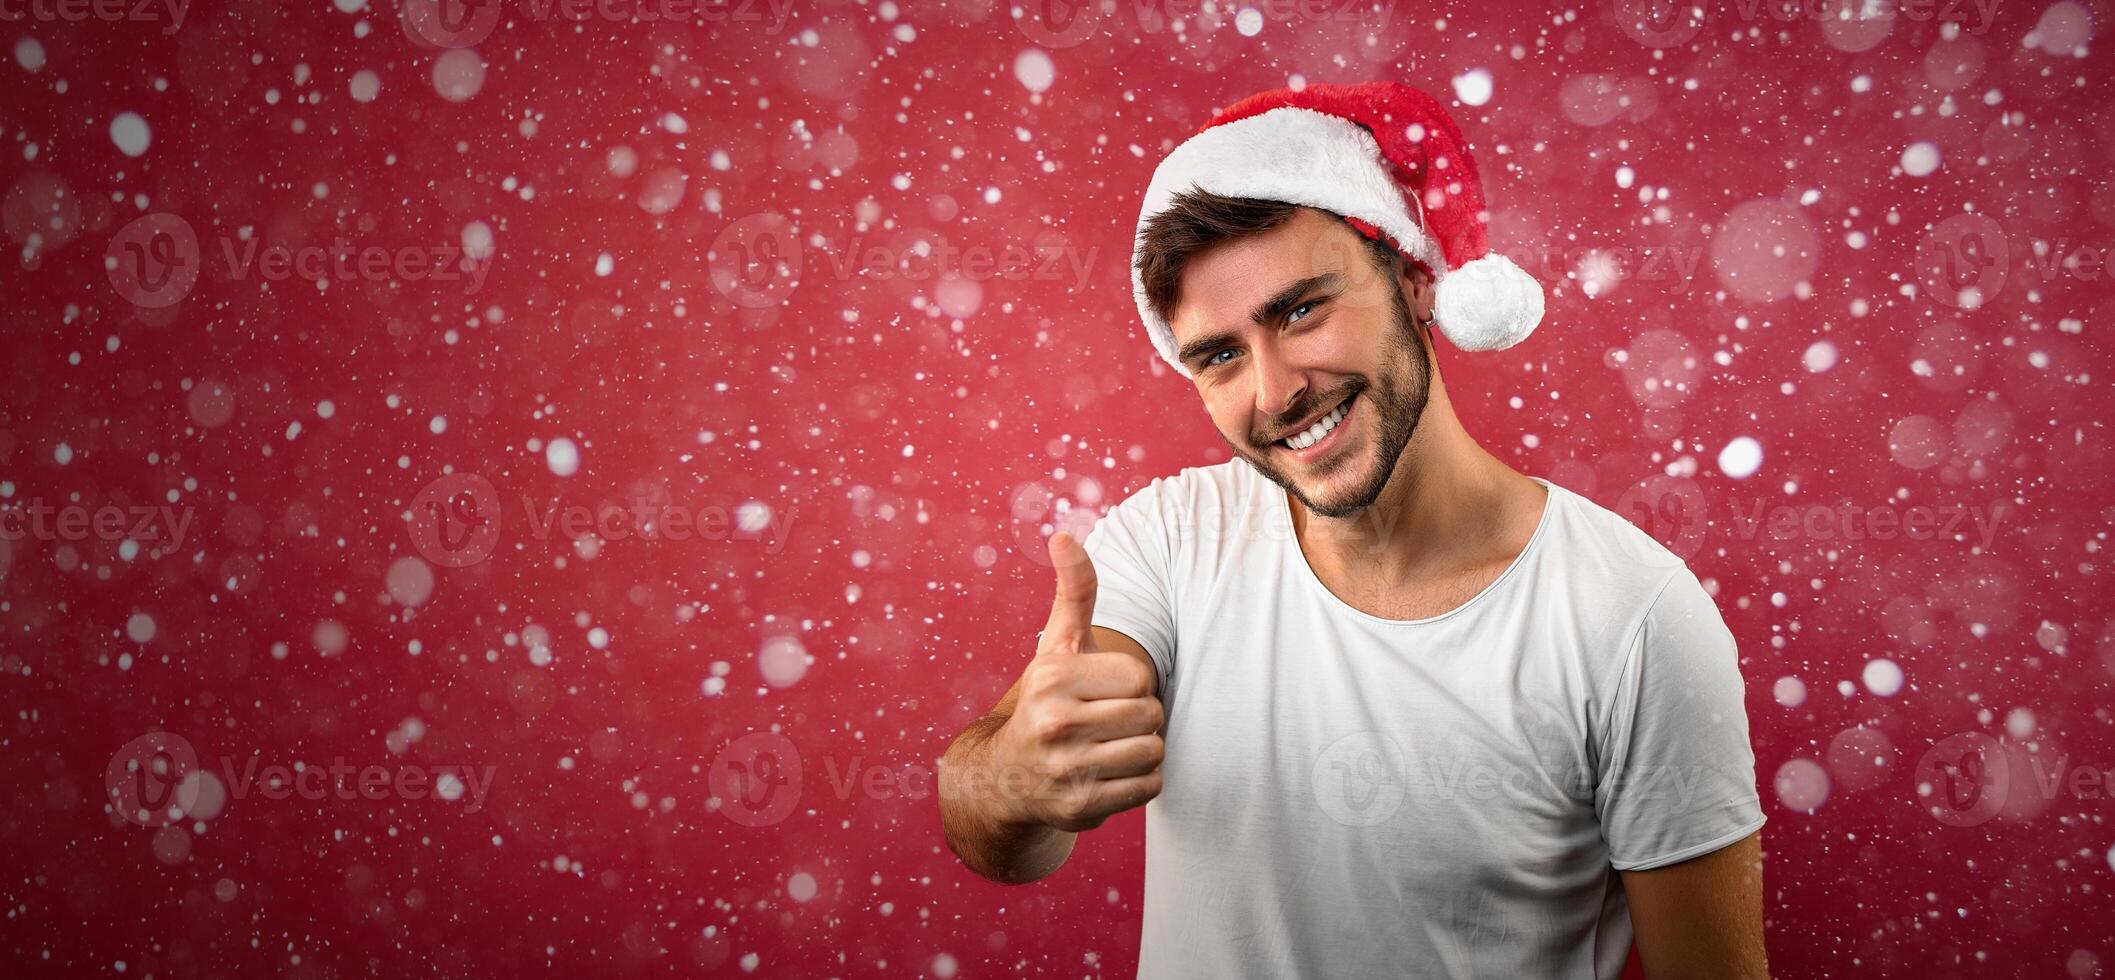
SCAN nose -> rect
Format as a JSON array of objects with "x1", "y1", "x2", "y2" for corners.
[{"x1": 1251, "y1": 346, "x2": 1307, "y2": 433}]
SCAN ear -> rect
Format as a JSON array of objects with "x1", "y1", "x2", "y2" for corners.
[{"x1": 1400, "y1": 262, "x2": 1437, "y2": 333}]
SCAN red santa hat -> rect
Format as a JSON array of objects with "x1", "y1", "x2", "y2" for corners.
[{"x1": 1132, "y1": 81, "x2": 1544, "y2": 377}]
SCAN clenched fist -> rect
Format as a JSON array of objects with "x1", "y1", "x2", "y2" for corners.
[{"x1": 983, "y1": 532, "x2": 1165, "y2": 833}]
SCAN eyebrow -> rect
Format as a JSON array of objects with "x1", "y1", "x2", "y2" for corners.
[{"x1": 1175, "y1": 273, "x2": 1344, "y2": 369}]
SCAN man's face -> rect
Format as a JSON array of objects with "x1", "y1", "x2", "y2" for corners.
[{"x1": 1167, "y1": 208, "x2": 1432, "y2": 519}]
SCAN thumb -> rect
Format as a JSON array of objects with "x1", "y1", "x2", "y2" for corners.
[{"x1": 1041, "y1": 532, "x2": 1098, "y2": 653}]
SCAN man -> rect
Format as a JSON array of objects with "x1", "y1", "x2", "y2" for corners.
[{"x1": 939, "y1": 82, "x2": 1768, "y2": 979}]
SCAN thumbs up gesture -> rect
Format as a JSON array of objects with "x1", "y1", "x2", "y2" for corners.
[{"x1": 985, "y1": 533, "x2": 1166, "y2": 833}]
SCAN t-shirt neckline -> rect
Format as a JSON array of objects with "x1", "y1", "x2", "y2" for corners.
[{"x1": 1275, "y1": 472, "x2": 1559, "y2": 627}]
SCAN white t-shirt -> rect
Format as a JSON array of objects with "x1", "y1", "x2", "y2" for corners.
[{"x1": 1082, "y1": 460, "x2": 1765, "y2": 980}]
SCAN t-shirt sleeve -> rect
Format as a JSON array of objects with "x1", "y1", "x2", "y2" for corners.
[
  {"x1": 1079, "y1": 478, "x2": 1178, "y2": 696},
  {"x1": 1595, "y1": 567, "x2": 1767, "y2": 871}
]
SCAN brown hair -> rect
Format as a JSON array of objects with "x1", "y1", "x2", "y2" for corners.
[{"x1": 1135, "y1": 188, "x2": 1413, "y2": 328}]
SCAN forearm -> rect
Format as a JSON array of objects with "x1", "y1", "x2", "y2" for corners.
[{"x1": 939, "y1": 715, "x2": 1076, "y2": 884}]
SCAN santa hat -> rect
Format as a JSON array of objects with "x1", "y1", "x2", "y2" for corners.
[{"x1": 1131, "y1": 81, "x2": 1544, "y2": 377}]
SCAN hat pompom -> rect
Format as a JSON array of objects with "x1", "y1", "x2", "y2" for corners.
[{"x1": 1432, "y1": 252, "x2": 1544, "y2": 352}]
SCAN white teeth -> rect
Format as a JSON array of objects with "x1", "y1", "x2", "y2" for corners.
[{"x1": 1283, "y1": 397, "x2": 1351, "y2": 451}]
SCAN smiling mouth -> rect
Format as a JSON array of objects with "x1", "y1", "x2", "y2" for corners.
[{"x1": 1277, "y1": 392, "x2": 1357, "y2": 455}]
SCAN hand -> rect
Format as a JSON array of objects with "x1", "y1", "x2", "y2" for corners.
[{"x1": 986, "y1": 532, "x2": 1165, "y2": 833}]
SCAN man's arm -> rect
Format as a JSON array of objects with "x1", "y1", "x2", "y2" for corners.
[
  {"x1": 938, "y1": 681, "x2": 1077, "y2": 884},
  {"x1": 1620, "y1": 830, "x2": 1769, "y2": 980},
  {"x1": 939, "y1": 534, "x2": 1165, "y2": 884}
]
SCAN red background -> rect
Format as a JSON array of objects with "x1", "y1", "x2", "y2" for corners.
[{"x1": 3, "y1": 0, "x2": 2113, "y2": 976}]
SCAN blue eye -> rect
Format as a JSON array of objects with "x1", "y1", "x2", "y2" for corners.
[
  {"x1": 1288, "y1": 300, "x2": 1317, "y2": 323},
  {"x1": 1205, "y1": 348, "x2": 1238, "y2": 368}
]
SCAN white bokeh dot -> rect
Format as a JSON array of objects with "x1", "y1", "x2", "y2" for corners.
[
  {"x1": 110, "y1": 112, "x2": 151, "y2": 157},
  {"x1": 1013, "y1": 49, "x2": 1054, "y2": 94},
  {"x1": 1861, "y1": 657, "x2": 1904, "y2": 697},
  {"x1": 1453, "y1": 68, "x2": 1493, "y2": 107},
  {"x1": 1717, "y1": 436, "x2": 1763, "y2": 479}
]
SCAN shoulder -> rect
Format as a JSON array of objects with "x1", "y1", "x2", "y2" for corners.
[
  {"x1": 1542, "y1": 480, "x2": 1690, "y2": 577},
  {"x1": 1099, "y1": 458, "x2": 1260, "y2": 524},
  {"x1": 1536, "y1": 480, "x2": 1728, "y2": 651},
  {"x1": 1541, "y1": 479, "x2": 1697, "y2": 599},
  {"x1": 1535, "y1": 486, "x2": 1746, "y2": 740},
  {"x1": 1086, "y1": 459, "x2": 1275, "y2": 569}
]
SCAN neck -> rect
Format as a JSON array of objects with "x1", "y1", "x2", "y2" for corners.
[{"x1": 1289, "y1": 373, "x2": 1541, "y2": 582}]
